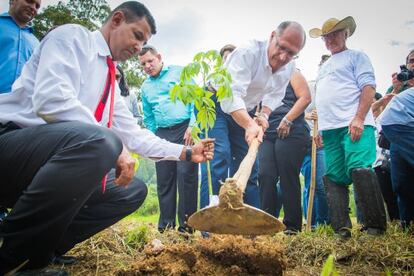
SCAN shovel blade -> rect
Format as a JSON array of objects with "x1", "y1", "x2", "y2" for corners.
[{"x1": 188, "y1": 204, "x2": 285, "y2": 235}]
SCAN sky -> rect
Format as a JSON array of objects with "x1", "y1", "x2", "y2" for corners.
[{"x1": 1, "y1": 0, "x2": 413, "y2": 93}]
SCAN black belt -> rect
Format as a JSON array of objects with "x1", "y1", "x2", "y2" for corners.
[{"x1": 158, "y1": 119, "x2": 190, "y2": 130}]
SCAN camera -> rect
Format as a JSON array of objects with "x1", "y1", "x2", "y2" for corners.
[{"x1": 397, "y1": 65, "x2": 414, "y2": 82}]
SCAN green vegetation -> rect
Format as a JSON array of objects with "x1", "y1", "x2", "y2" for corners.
[{"x1": 170, "y1": 50, "x2": 232, "y2": 195}]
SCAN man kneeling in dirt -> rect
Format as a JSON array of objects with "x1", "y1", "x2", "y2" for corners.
[{"x1": 0, "y1": 2, "x2": 214, "y2": 275}]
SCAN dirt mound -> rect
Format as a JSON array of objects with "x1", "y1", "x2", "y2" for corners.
[{"x1": 117, "y1": 235, "x2": 286, "y2": 276}]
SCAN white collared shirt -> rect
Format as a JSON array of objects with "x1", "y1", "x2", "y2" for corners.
[
  {"x1": 220, "y1": 39, "x2": 295, "y2": 114},
  {"x1": 0, "y1": 24, "x2": 183, "y2": 160}
]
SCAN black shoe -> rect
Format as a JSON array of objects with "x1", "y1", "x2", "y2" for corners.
[
  {"x1": 51, "y1": 255, "x2": 77, "y2": 265},
  {"x1": 13, "y1": 268, "x2": 69, "y2": 276},
  {"x1": 365, "y1": 227, "x2": 385, "y2": 236},
  {"x1": 284, "y1": 229, "x2": 299, "y2": 236},
  {"x1": 335, "y1": 228, "x2": 351, "y2": 240}
]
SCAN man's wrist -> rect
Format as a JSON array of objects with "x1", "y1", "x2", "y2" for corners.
[
  {"x1": 282, "y1": 116, "x2": 293, "y2": 126},
  {"x1": 185, "y1": 146, "x2": 192, "y2": 161}
]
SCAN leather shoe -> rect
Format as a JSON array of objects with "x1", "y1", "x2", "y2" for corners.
[{"x1": 51, "y1": 255, "x2": 77, "y2": 265}]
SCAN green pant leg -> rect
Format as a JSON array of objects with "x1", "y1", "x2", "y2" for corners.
[
  {"x1": 322, "y1": 127, "x2": 351, "y2": 185},
  {"x1": 343, "y1": 126, "x2": 377, "y2": 178}
]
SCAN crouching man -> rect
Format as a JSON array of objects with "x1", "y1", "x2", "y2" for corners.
[{"x1": 0, "y1": 2, "x2": 214, "y2": 275}]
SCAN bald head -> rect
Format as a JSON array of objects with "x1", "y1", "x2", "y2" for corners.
[{"x1": 276, "y1": 21, "x2": 306, "y2": 49}]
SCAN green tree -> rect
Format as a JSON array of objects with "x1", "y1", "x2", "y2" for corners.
[
  {"x1": 170, "y1": 50, "x2": 232, "y2": 196},
  {"x1": 32, "y1": 0, "x2": 110, "y2": 40}
]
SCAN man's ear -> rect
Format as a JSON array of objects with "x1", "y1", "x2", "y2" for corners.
[
  {"x1": 270, "y1": 30, "x2": 276, "y2": 41},
  {"x1": 110, "y1": 11, "x2": 126, "y2": 27},
  {"x1": 156, "y1": 53, "x2": 162, "y2": 62}
]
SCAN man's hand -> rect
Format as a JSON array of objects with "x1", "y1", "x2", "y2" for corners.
[
  {"x1": 183, "y1": 127, "x2": 193, "y2": 146},
  {"x1": 348, "y1": 116, "x2": 364, "y2": 142},
  {"x1": 314, "y1": 134, "x2": 324, "y2": 148},
  {"x1": 115, "y1": 147, "x2": 136, "y2": 186},
  {"x1": 277, "y1": 119, "x2": 291, "y2": 139},
  {"x1": 191, "y1": 138, "x2": 215, "y2": 163},
  {"x1": 392, "y1": 72, "x2": 403, "y2": 92},
  {"x1": 254, "y1": 115, "x2": 269, "y2": 132},
  {"x1": 245, "y1": 121, "x2": 263, "y2": 145},
  {"x1": 305, "y1": 109, "x2": 318, "y2": 121}
]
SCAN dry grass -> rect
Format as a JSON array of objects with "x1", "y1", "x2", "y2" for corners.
[{"x1": 54, "y1": 220, "x2": 414, "y2": 276}]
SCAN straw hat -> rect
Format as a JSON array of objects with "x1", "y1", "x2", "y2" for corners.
[{"x1": 309, "y1": 16, "x2": 356, "y2": 38}]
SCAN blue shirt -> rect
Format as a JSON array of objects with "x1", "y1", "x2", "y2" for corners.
[
  {"x1": 381, "y1": 87, "x2": 414, "y2": 127},
  {"x1": 0, "y1": 12, "x2": 39, "y2": 94},
  {"x1": 141, "y1": 65, "x2": 196, "y2": 132}
]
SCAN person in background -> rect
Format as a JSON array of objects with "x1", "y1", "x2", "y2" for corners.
[
  {"x1": 310, "y1": 16, "x2": 386, "y2": 238},
  {"x1": 139, "y1": 45, "x2": 198, "y2": 233},
  {"x1": 372, "y1": 93, "x2": 400, "y2": 221},
  {"x1": 0, "y1": 0, "x2": 41, "y2": 94},
  {"x1": 115, "y1": 65, "x2": 142, "y2": 125},
  {"x1": 258, "y1": 69, "x2": 311, "y2": 234},
  {"x1": 372, "y1": 49, "x2": 414, "y2": 116},
  {"x1": 381, "y1": 84, "x2": 414, "y2": 230}
]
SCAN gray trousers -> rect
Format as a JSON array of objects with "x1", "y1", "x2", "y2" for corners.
[
  {"x1": 155, "y1": 121, "x2": 198, "y2": 232},
  {"x1": 0, "y1": 122, "x2": 147, "y2": 273}
]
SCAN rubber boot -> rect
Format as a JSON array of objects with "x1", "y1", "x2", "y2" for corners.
[
  {"x1": 323, "y1": 176, "x2": 352, "y2": 239},
  {"x1": 352, "y1": 168, "x2": 387, "y2": 235}
]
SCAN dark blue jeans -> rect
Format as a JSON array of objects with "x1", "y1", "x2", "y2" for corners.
[
  {"x1": 301, "y1": 148, "x2": 330, "y2": 226},
  {"x1": 199, "y1": 103, "x2": 260, "y2": 209},
  {"x1": 382, "y1": 124, "x2": 414, "y2": 226}
]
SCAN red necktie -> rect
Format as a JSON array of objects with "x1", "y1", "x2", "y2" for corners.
[{"x1": 94, "y1": 56, "x2": 116, "y2": 193}]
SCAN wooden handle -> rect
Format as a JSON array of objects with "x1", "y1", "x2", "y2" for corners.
[
  {"x1": 306, "y1": 119, "x2": 318, "y2": 231},
  {"x1": 233, "y1": 138, "x2": 260, "y2": 193}
]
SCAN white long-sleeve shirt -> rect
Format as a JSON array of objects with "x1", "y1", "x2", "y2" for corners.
[
  {"x1": 220, "y1": 39, "x2": 295, "y2": 114},
  {"x1": 0, "y1": 24, "x2": 183, "y2": 160}
]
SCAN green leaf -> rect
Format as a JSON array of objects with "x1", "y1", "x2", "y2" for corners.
[{"x1": 320, "y1": 255, "x2": 338, "y2": 276}]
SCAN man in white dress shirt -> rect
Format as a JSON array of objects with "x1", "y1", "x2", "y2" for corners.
[
  {"x1": 207, "y1": 21, "x2": 305, "y2": 209},
  {"x1": 0, "y1": 2, "x2": 214, "y2": 275}
]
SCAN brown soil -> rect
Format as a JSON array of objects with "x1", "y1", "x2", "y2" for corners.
[
  {"x1": 218, "y1": 178, "x2": 244, "y2": 209},
  {"x1": 117, "y1": 235, "x2": 286, "y2": 276}
]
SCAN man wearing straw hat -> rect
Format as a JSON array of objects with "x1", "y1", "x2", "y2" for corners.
[{"x1": 310, "y1": 16, "x2": 386, "y2": 238}]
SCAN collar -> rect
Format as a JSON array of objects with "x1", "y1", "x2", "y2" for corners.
[
  {"x1": 149, "y1": 64, "x2": 169, "y2": 79},
  {"x1": 92, "y1": 30, "x2": 111, "y2": 57},
  {"x1": 1, "y1": 12, "x2": 34, "y2": 32}
]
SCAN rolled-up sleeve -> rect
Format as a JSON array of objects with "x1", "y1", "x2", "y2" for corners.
[
  {"x1": 112, "y1": 91, "x2": 183, "y2": 161},
  {"x1": 353, "y1": 52, "x2": 376, "y2": 91},
  {"x1": 220, "y1": 49, "x2": 255, "y2": 114}
]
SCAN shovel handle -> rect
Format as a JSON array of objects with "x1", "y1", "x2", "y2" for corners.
[{"x1": 232, "y1": 138, "x2": 260, "y2": 193}]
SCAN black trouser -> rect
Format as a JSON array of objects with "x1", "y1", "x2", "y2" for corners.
[
  {"x1": 374, "y1": 166, "x2": 400, "y2": 221},
  {"x1": 155, "y1": 120, "x2": 198, "y2": 232},
  {"x1": 258, "y1": 125, "x2": 309, "y2": 231},
  {"x1": 0, "y1": 122, "x2": 147, "y2": 273}
]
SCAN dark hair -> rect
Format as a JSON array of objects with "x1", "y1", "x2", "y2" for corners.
[
  {"x1": 106, "y1": 1, "x2": 156, "y2": 35},
  {"x1": 406, "y1": 49, "x2": 414, "y2": 64},
  {"x1": 139, "y1": 44, "x2": 158, "y2": 56},
  {"x1": 276, "y1": 21, "x2": 306, "y2": 49},
  {"x1": 374, "y1": 92, "x2": 383, "y2": 101},
  {"x1": 116, "y1": 65, "x2": 130, "y2": 97},
  {"x1": 219, "y1": 44, "x2": 236, "y2": 58}
]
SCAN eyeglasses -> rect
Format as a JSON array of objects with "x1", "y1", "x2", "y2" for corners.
[
  {"x1": 407, "y1": 58, "x2": 414, "y2": 65},
  {"x1": 116, "y1": 74, "x2": 121, "y2": 80},
  {"x1": 275, "y1": 38, "x2": 299, "y2": 60}
]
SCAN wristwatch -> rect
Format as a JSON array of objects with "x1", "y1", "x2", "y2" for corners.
[{"x1": 185, "y1": 146, "x2": 192, "y2": 161}]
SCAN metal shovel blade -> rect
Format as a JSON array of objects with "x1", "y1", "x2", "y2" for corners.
[{"x1": 188, "y1": 204, "x2": 285, "y2": 235}]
